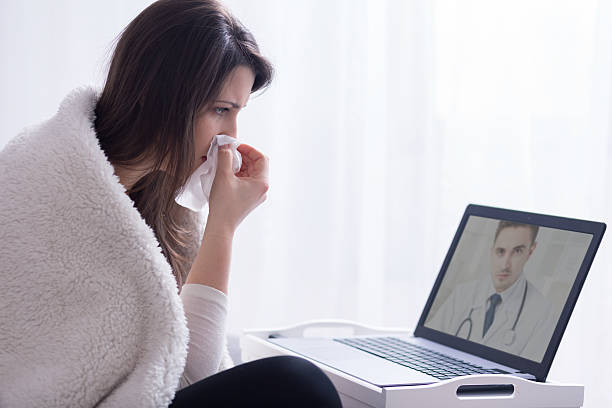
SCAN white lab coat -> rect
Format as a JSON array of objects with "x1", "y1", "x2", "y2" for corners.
[{"x1": 427, "y1": 275, "x2": 556, "y2": 362}]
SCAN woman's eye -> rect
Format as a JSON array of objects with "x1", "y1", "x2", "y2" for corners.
[{"x1": 215, "y1": 107, "x2": 229, "y2": 115}]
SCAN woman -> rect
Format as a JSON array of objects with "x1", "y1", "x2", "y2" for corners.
[{"x1": 0, "y1": 0, "x2": 341, "y2": 406}]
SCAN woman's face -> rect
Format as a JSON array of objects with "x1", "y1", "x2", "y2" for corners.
[{"x1": 194, "y1": 65, "x2": 255, "y2": 172}]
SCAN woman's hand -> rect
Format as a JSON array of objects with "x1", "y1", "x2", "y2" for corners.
[{"x1": 206, "y1": 143, "x2": 269, "y2": 237}]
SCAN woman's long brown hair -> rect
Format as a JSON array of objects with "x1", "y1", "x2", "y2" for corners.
[{"x1": 94, "y1": 0, "x2": 273, "y2": 289}]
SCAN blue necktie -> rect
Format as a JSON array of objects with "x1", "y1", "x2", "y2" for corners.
[{"x1": 483, "y1": 293, "x2": 502, "y2": 337}]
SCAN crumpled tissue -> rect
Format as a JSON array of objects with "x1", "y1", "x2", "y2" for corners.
[{"x1": 175, "y1": 134, "x2": 242, "y2": 212}]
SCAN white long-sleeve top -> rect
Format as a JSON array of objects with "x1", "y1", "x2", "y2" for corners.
[{"x1": 178, "y1": 283, "x2": 233, "y2": 390}]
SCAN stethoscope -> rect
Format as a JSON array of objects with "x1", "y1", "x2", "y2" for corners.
[{"x1": 454, "y1": 280, "x2": 528, "y2": 346}]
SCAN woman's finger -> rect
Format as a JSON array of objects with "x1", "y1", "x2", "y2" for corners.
[
  {"x1": 237, "y1": 143, "x2": 265, "y2": 161},
  {"x1": 236, "y1": 155, "x2": 269, "y2": 178},
  {"x1": 237, "y1": 143, "x2": 268, "y2": 178}
]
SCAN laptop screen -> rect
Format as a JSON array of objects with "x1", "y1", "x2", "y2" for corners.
[
  {"x1": 423, "y1": 215, "x2": 592, "y2": 363},
  {"x1": 415, "y1": 205, "x2": 605, "y2": 381}
]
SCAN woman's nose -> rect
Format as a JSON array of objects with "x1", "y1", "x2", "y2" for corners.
[{"x1": 221, "y1": 119, "x2": 238, "y2": 139}]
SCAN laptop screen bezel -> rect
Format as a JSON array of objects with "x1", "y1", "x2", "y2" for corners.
[{"x1": 414, "y1": 204, "x2": 606, "y2": 382}]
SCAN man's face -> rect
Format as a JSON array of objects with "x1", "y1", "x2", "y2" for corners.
[{"x1": 490, "y1": 227, "x2": 536, "y2": 293}]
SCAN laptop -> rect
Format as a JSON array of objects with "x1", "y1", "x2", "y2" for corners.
[{"x1": 268, "y1": 204, "x2": 605, "y2": 385}]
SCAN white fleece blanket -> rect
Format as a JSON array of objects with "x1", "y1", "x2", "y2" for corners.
[{"x1": 0, "y1": 87, "x2": 190, "y2": 407}]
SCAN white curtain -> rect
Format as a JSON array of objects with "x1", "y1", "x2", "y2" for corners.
[{"x1": 1, "y1": 0, "x2": 611, "y2": 405}]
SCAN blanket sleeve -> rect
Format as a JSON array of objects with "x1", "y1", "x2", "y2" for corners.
[{"x1": 0, "y1": 87, "x2": 190, "y2": 408}]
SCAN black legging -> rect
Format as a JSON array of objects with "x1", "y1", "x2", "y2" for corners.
[{"x1": 170, "y1": 356, "x2": 342, "y2": 407}]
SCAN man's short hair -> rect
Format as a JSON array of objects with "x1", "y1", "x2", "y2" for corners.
[{"x1": 494, "y1": 221, "x2": 539, "y2": 245}]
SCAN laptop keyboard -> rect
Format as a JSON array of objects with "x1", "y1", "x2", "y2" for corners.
[{"x1": 334, "y1": 337, "x2": 509, "y2": 380}]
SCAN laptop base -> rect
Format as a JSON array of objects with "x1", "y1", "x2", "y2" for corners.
[{"x1": 241, "y1": 320, "x2": 584, "y2": 408}]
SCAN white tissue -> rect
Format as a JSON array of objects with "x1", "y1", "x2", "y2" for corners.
[{"x1": 175, "y1": 134, "x2": 242, "y2": 212}]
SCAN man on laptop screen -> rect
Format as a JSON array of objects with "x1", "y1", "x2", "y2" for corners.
[{"x1": 425, "y1": 217, "x2": 590, "y2": 362}]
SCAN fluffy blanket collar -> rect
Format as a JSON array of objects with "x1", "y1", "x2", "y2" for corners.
[{"x1": 0, "y1": 87, "x2": 188, "y2": 407}]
